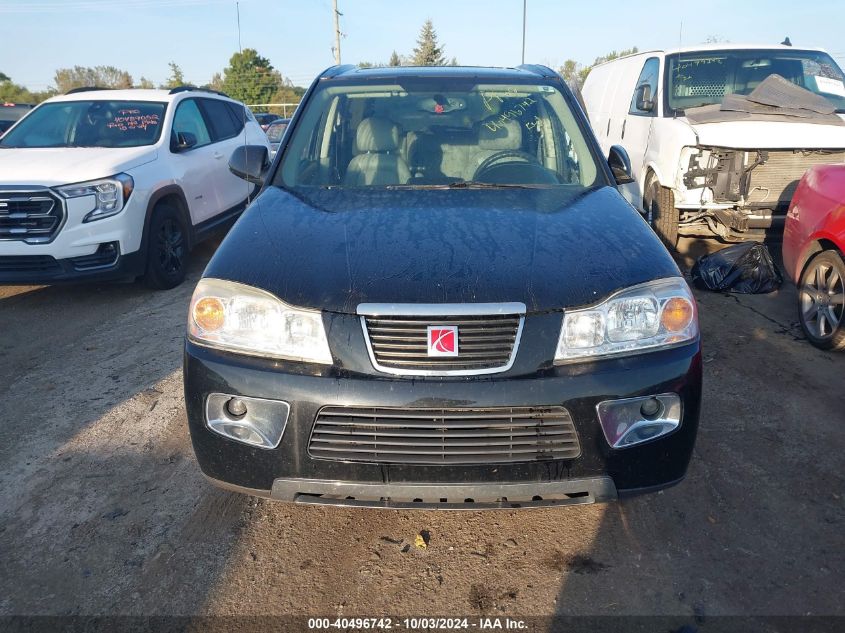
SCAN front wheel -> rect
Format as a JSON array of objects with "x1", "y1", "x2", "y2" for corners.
[
  {"x1": 142, "y1": 204, "x2": 189, "y2": 290},
  {"x1": 643, "y1": 173, "x2": 679, "y2": 248},
  {"x1": 798, "y1": 250, "x2": 845, "y2": 351}
]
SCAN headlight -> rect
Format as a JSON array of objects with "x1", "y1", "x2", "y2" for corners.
[
  {"x1": 188, "y1": 278, "x2": 332, "y2": 364},
  {"x1": 55, "y1": 173, "x2": 134, "y2": 222},
  {"x1": 555, "y1": 278, "x2": 698, "y2": 362}
]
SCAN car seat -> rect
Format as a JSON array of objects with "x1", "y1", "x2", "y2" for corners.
[{"x1": 344, "y1": 117, "x2": 411, "y2": 186}]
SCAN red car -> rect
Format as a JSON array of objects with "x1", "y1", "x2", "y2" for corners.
[{"x1": 783, "y1": 165, "x2": 845, "y2": 351}]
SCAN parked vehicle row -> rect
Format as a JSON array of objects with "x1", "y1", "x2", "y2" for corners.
[
  {"x1": 0, "y1": 87, "x2": 270, "y2": 288},
  {"x1": 581, "y1": 43, "x2": 845, "y2": 350},
  {"x1": 0, "y1": 102, "x2": 34, "y2": 135},
  {"x1": 581, "y1": 43, "x2": 845, "y2": 246}
]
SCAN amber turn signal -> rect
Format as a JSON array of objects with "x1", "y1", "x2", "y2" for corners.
[
  {"x1": 661, "y1": 297, "x2": 693, "y2": 332},
  {"x1": 194, "y1": 297, "x2": 225, "y2": 331}
]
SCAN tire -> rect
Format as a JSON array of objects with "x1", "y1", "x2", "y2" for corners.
[
  {"x1": 142, "y1": 203, "x2": 189, "y2": 290},
  {"x1": 797, "y1": 250, "x2": 845, "y2": 351},
  {"x1": 643, "y1": 172, "x2": 679, "y2": 248}
]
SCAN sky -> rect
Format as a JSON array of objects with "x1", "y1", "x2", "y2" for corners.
[{"x1": 2, "y1": 0, "x2": 844, "y2": 91}]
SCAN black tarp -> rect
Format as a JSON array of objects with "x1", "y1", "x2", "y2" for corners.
[{"x1": 691, "y1": 242, "x2": 783, "y2": 294}]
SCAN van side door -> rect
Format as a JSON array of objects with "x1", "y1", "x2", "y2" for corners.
[{"x1": 621, "y1": 57, "x2": 660, "y2": 186}]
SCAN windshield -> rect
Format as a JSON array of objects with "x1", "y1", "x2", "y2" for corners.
[
  {"x1": 0, "y1": 100, "x2": 167, "y2": 148},
  {"x1": 275, "y1": 78, "x2": 600, "y2": 189},
  {"x1": 666, "y1": 49, "x2": 845, "y2": 114}
]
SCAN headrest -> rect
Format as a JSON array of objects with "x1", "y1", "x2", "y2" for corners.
[
  {"x1": 478, "y1": 119, "x2": 522, "y2": 150},
  {"x1": 356, "y1": 117, "x2": 399, "y2": 152}
]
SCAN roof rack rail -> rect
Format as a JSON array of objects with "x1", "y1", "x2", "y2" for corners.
[
  {"x1": 65, "y1": 86, "x2": 112, "y2": 95},
  {"x1": 168, "y1": 85, "x2": 231, "y2": 98},
  {"x1": 516, "y1": 64, "x2": 559, "y2": 79},
  {"x1": 320, "y1": 64, "x2": 357, "y2": 79}
]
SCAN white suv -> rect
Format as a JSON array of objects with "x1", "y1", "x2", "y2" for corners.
[{"x1": 0, "y1": 87, "x2": 269, "y2": 288}]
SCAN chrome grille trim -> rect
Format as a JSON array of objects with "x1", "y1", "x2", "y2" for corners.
[
  {"x1": 308, "y1": 405, "x2": 581, "y2": 465},
  {"x1": 358, "y1": 302, "x2": 526, "y2": 376},
  {"x1": 0, "y1": 189, "x2": 65, "y2": 243}
]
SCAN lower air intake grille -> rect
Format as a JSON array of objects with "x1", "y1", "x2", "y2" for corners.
[
  {"x1": 309, "y1": 406, "x2": 581, "y2": 464},
  {"x1": 0, "y1": 255, "x2": 60, "y2": 274}
]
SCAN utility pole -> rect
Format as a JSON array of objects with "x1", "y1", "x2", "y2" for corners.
[
  {"x1": 332, "y1": 0, "x2": 342, "y2": 65},
  {"x1": 521, "y1": 0, "x2": 526, "y2": 64}
]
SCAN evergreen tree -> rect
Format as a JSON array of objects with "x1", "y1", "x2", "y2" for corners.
[
  {"x1": 388, "y1": 51, "x2": 401, "y2": 67},
  {"x1": 162, "y1": 62, "x2": 185, "y2": 89},
  {"x1": 411, "y1": 20, "x2": 447, "y2": 66},
  {"x1": 220, "y1": 49, "x2": 282, "y2": 105}
]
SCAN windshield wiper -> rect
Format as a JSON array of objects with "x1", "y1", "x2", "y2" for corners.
[{"x1": 385, "y1": 181, "x2": 538, "y2": 190}]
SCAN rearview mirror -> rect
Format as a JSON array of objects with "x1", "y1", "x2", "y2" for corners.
[
  {"x1": 229, "y1": 145, "x2": 269, "y2": 185},
  {"x1": 635, "y1": 84, "x2": 654, "y2": 113},
  {"x1": 173, "y1": 131, "x2": 197, "y2": 152},
  {"x1": 608, "y1": 145, "x2": 635, "y2": 185}
]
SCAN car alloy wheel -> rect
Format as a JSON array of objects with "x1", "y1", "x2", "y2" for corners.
[
  {"x1": 157, "y1": 217, "x2": 185, "y2": 274},
  {"x1": 799, "y1": 251, "x2": 845, "y2": 349}
]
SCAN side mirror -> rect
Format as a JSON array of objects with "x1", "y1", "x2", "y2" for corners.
[
  {"x1": 608, "y1": 145, "x2": 635, "y2": 185},
  {"x1": 229, "y1": 145, "x2": 269, "y2": 185},
  {"x1": 173, "y1": 131, "x2": 197, "y2": 152},
  {"x1": 635, "y1": 84, "x2": 654, "y2": 113}
]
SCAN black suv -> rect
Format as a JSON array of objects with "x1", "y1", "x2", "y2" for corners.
[{"x1": 183, "y1": 65, "x2": 702, "y2": 509}]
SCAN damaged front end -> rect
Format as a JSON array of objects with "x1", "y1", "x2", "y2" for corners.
[{"x1": 676, "y1": 145, "x2": 845, "y2": 241}]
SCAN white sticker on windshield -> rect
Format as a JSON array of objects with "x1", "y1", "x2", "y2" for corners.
[{"x1": 815, "y1": 76, "x2": 845, "y2": 97}]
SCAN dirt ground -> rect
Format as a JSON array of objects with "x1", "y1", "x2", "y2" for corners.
[{"x1": 0, "y1": 237, "x2": 842, "y2": 629}]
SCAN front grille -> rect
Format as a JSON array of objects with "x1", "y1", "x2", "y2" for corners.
[
  {"x1": 0, "y1": 192, "x2": 63, "y2": 242},
  {"x1": 0, "y1": 255, "x2": 61, "y2": 274},
  {"x1": 746, "y1": 150, "x2": 845, "y2": 208},
  {"x1": 309, "y1": 406, "x2": 581, "y2": 464},
  {"x1": 362, "y1": 311, "x2": 523, "y2": 375}
]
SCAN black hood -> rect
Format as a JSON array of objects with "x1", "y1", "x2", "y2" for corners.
[{"x1": 205, "y1": 185, "x2": 680, "y2": 314}]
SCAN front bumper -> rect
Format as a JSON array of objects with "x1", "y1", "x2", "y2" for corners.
[
  {"x1": 0, "y1": 248, "x2": 145, "y2": 284},
  {"x1": 184, "y1": 338, "x2": 703, "y2": 508}
]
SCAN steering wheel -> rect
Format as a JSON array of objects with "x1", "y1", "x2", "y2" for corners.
[{"x1": 473, "y1": 150, "x2": 542, "y2": 181}]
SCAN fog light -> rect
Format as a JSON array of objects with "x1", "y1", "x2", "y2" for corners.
[
  {"x1": 225, "y1": 397, "x2": 247, "y2": 418},
  {"x1": 640, "y1": 397, "x2": 663, "y2": 419},
  {"x1": 596, "y1": 393, "x2": 681, "y2": 449},
  {"x1": 205, "y1": 393, "x2": 290, "y2": 449}
]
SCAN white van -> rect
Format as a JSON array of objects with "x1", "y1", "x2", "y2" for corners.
[{"x1": 581, "y1": 44, "x2": 845, "y2": 244}]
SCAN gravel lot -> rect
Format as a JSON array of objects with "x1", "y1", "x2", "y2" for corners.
[{"x1": 0, "y1": 237, "x2": 842, "y2": 629}]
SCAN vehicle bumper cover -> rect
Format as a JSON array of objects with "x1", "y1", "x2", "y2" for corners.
[{"x1": 184, "y1": 339, "x2": 703, "y2": 507}]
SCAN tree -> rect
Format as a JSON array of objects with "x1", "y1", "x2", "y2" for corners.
[
  {"x1": 0, "y1": 72, "x2": 10, "y2": 83},
  {"x1": 136, "y1": 77, "x2": 155, "y2": 89},
  {"x1": 220, "y1": 48, "x2": 282, "y2": 106},
  {"x1": 412, "y1": 19, "x2": 447, "y2": 66},
  {"x1": 207, "y1": 72, "x2": 224, "y2": 92},
  {"x1": 389, "y1": 51, "x2": 401, "y2": 67},
  {"x1": 54, "y1": 65, "x2": 133, "y2": 93},
  {"x1": 578, "y1": 47, "x2": 638, "y2": 83},
  {"x1": 0, "y1": 77, "x2": 55, "y2": 104},
  {"x1": 559, "y1": 59, "x2": 579, "y2": 85},
  {"x1": 162, "y1": 62, "x2": 185, "y2": 89}
]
